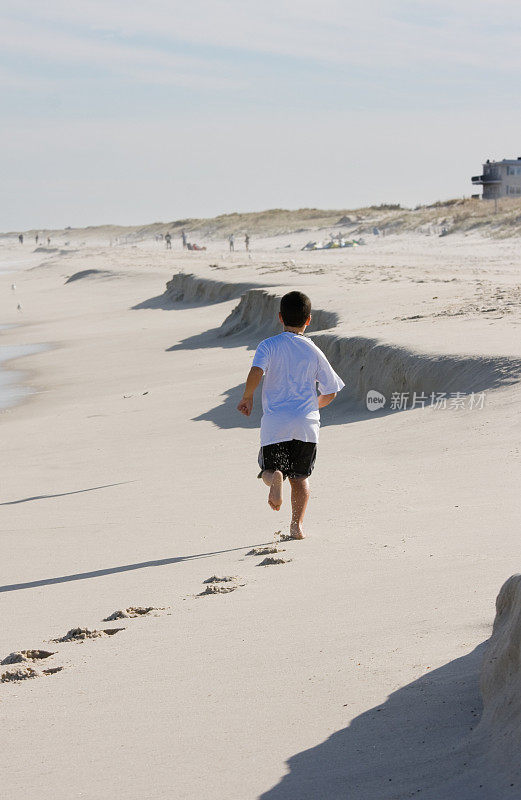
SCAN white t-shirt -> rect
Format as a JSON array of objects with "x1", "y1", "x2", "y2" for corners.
[{"x1": 252, "y1": 332, "x2": 345, "y2": 446}]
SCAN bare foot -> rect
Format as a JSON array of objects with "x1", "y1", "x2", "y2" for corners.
[
  {"x1": 268, "y1": 470, "x2": 283, "y2": 511},
  {"x1": 289, "y1": 521, "x2": 306, "y2": 539}
]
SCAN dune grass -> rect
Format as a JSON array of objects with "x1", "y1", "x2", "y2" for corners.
[{"x1": 10, "y1": 197, "x2": 521, "y2": 241}]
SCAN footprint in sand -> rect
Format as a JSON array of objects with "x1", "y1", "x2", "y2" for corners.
[
  {"x1": 198, "y1": 576, "x2": 241, "y2": 595},
  {"x1": 104, "y1": 606, "x2": 164, "y2": 621},
  {"x1": 53, "y1": 627, "x2": 125, "y2": 642},
  {"x1": 247, "y1": 546, "x2": 285, "y2": 556},
  {"x1": 258, "y1": 556, "x2": 292, "y2": 566},
  {"x1": 199, "y1": 584, "x2": 238, "y2": 595},
  {"x1": 1, "y1": 665, "x2": 63, "y2": 682},
  {"x1": 272, "y1": 529, "x2": 305, "y2": 542},
  {"x1": 1, "y1": 649, "x2": 55, "y2": 665},
  {"x1": 198, "y1": 573, "x2": 248, "y2": 595}
]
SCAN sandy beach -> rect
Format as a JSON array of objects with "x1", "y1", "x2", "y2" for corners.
[{"x1": 1, "y1": 228, "x2": 520, "y2": 799}]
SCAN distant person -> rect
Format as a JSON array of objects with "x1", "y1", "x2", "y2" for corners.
[
  {"x1": 165, "y1": 232, "x2": 172, "y2": 249},
  {"x1": 17, "y1": 303, "x2": 22, "y2": 312},
  {"x1": 245, "y1": 233, "x2": 250, "y2": 251},
  {"x1": 229, "y1": 234, "x2": 235, "y2": 252},
  {"x1": 237, "y1": 291, "x2": 344, "y2": 539},
  {"x1": 182, "y1": 230, "x2": 187, "y2": 248},
  {"x1": 47, "y1": 236, "x2": 51, "y2": 245},
  {"x1": 18, "y1": 234, "x2": 23, "y2": 244},
  {"x1": 35, "y1": 233, "x2": 39, "y2": 244}
]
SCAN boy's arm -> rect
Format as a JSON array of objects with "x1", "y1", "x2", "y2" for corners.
[
  {"x1": 237, "y1": 367, "x2": 264, "y2": 416},
  {"x1": 318, "y1": 392, "x2": 337, "y2": 409}
]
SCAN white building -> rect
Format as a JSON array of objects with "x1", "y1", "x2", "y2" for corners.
[{"x1": 472, "y1": 158, "x2": 521, "y2": 199}]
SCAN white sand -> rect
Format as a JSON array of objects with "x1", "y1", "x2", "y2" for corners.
[{"x1": 0, "y1": 232, "x2": 520, "y2": 798}]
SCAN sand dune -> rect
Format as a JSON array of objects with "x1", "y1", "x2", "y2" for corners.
[
  {"x1": 167, "y1": 271, "x2": 521, "y2": 407},
  {"x1": 165, "y1": 272, "x2": 265, "y2": 304},
  {"x1": 8, "y1": 196, "x2": 521, "y2": 245},
  {"x1": 65, "y1": 268, "x2": 121, "y2": 283},
  {"x1": 220, "y1": 286, "x2": 339, "y2": 337}
]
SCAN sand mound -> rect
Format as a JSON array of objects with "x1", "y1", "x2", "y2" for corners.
[
  {"x1": 258, "y1": 557, "x2": 291, "y2": 566},
  {"x1": 170, "y1": 277, "x2": 521, "y2": 406},
  {"x1": 203, "y1": 575, "x2": 236, "y2": 583},
  {"x1": 478, "y1": 575, "x2": 521, "y2": 772},
  {"x1": 312, "y1": 332, "x2": 521, "y2": 405},
  {"x1": 166, "y1": 273, "x2": 262, "y2": 304},
  {"x1": 104, "y1": 607, "x2": 156, "y2": 620},
  {"x1": 54, "y1": 627, "x2": 124, "y2": 641},
  {"x1": 220, "y1": 288, "x2": 338, "y2": 339},
  {"x1": 65, "y1": 269, "x2": 118, "y2": 283},
  {"x1": 1, "y1": 650, "x2": 54, "y2": 664},
  {"x1": 225, "y1": 287, "x2": 521, "y2": 399}
]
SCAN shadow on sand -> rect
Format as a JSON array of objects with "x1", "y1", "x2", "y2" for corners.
[
  {"x1": 132, "y1": 294, "x2": 176, "y2": 310},
  {"x1": 193, "y1": 383, "x2": 263, "y2": 429},
  {"x1": 192, "y1": 382, "x2": 393, "y2": 429},
  {"x1": 261, "y1": 642, "x2": 488, "y2": 800},
  {"x1": 0, "y1": 541, "x2": 274, "y2": 593},
  {"x1": 0, "y1": 482, "x2": 132, "y2": 506},
  {"x1": 166, "y1": 327, "x2": 253, "y2": 353}
]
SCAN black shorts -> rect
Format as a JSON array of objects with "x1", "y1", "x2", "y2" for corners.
[{"x1": 257, "y1": 439, "x2": 317, "y2": 480}]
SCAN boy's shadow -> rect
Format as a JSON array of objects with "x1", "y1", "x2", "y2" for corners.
[
  {"x1": 261, "y1": 641, "x2": 489, "y2": 799},
  {"x1": 193, "y1": 384, "x2": 262, "y2": 429},
  {"x1": 192, "y1": 383, "x2": 391, "y2": 429}
]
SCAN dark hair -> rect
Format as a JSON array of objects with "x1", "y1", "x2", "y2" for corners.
[{"x1": 280, "y1": 291, "x2": 311, "y2": 327}]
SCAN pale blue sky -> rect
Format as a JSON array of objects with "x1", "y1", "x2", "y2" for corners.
[{"x1": 1, "y1": 0, "x2": 521, "y2": 229}]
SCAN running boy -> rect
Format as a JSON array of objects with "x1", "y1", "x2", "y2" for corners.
[{"x1": 237, "y1": 291, "x2": 344, "y2": 539}]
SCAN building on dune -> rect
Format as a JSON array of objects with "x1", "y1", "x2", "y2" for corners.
[{"x1": 472, "y1": 157, "x2": 521, "y2": 199}]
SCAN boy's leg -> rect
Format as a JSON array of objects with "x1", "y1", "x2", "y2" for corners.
[
  {"x1": 261, "y1": 469, "x2": 283, "y2": 511},
  {"x1": 288, "y1": 477, "x2": 310, "y2": 539}
]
